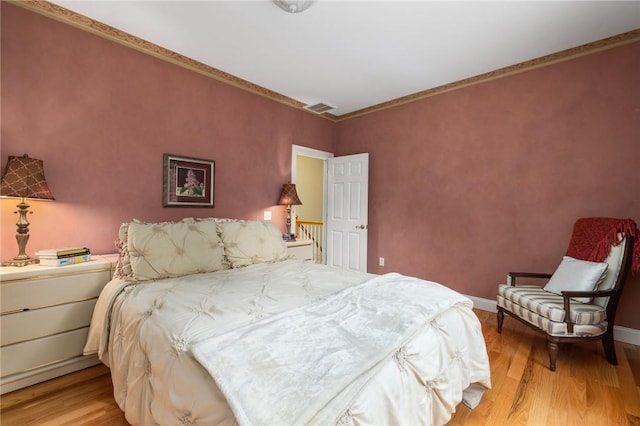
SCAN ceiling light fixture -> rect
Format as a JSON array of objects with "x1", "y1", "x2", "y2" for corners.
[{"x1": 273, "y1": 0, "x2": 315, "y2": 14}]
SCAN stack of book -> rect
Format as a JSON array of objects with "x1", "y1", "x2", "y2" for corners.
[{"x1": 35, "y1": 247, "x2": 91, "y2": 266}]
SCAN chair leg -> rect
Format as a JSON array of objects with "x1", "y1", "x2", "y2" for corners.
[
  {"x1": 497, "y1": 309, "x2": 504, "y2": 333},
  {"x1": 547, "y1": 340, "x2": 558, "y2": 372},
  {"x1": 602, "y1": 331, "x2": 618, "y2": 365}
]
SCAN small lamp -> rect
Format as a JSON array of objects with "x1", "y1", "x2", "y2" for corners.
[
  {"x1": 1, "y1": 154, "x2": 55, "y2": 267},
  {"x1": 278, "y1": 183, "x2": 302, "y2": 237}
]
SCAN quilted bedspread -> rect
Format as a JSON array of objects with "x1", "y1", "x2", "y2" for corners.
[{"x1": 85, "y1": 260, "x2": 491, "y2": 426}]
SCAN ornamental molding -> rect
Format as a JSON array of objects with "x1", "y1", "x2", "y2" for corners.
[{"x1": 12, "y1": 1, "x2": 640, "y2": 122}]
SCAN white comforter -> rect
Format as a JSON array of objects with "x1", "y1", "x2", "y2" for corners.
[{"x1": 85, "y1": 260, "x2": 490, "y2": 426}]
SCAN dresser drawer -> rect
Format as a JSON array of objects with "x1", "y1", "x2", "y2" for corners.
[
  {"x1": 0, "y1": 328, "x2": 90, "y2": 377},
  {"x1": 0, "y1": 269, "x2": 110, "y2": 314},
  {"x1": 1, "y1": 299, "x2": 97, "y2": 346},
  {"x1": 0, "y1": 257, "x2": 115, "y2": 392}
]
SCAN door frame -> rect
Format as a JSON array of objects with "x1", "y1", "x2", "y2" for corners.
[{"x1": 291, "y1": 145, "x2": 333, "y2": 263}]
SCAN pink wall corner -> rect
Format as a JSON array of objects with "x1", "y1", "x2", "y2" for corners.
[
  {"x1": 2, "y1": 3, "x2": 639, "y2": 331},
  {"x1": 337, "y1": 41, "x2": 640, "y2": 329},
  {"x1": 1, "y1": 3, "x2": 336, "y2": 256}
]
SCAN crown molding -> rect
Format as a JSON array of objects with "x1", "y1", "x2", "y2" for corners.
[
  {"x1": 337, "y1": 29, "x2": 640, "y2": 121},
  {"x1": 11, "y1": 1, "x2": 640, "y2": 123},
  {"x1": 11, "y1": 0, "x2": 323, "y2": 118}
]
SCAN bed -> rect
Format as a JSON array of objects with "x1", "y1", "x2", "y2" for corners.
[{"x1": 84, "y1": 218, "x2": 491, "y2": 425}]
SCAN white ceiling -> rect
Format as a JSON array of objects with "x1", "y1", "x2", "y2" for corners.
[{"x1": 52, "y1": 1, "x2": 640, "y2": 117}]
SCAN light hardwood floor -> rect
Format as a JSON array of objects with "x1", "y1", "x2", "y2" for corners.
[{"x1": 1, "y1": 309, "x2": 639, "y2": 425}]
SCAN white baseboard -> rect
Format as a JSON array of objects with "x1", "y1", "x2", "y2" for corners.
[
  {"x1": 467, "y1": 296, "x2": 498, "y2": 313},
  {"x1": 613, "y1": 325, "x2": 640, "y2": 346},
  {"x1": 466, "y1": 295, "x2": 640, "y2": 346}
]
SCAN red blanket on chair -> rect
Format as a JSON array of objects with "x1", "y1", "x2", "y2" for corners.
[{"x1": 566, "y1": 217, "x2": 640, "y2": 273}]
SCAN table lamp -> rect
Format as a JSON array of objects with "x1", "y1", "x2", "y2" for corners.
[
  {"x1": 277, "y1": 183, "x2": 302, "y2": 237},
  {"x1": 1, "y1": 154, "x2": 55, "y2": 266}
]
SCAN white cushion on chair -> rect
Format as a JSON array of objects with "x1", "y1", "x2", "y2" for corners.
[{"x1": 543, "y1": 256, "x2": 608, "y2": 303}]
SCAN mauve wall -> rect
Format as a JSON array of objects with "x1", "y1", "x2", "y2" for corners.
[
  {"x1": 336, "y1": 41, "x2": 640, "y2": 329},
  {"x1": 1, "y1": 4, "x2": 336, "y2": 257},
  {"x1": 2, "y1": 4, "x2": 639, "y2": 330}
]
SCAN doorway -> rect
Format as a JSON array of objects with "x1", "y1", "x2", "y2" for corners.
[
  {"x1": 291, "y1": 146, "x2": 370, "y2": 272},
  {"x1": 291, "y1": 145, "x2": 332, "y2": 264}
]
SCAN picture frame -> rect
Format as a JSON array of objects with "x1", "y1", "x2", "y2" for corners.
[{"x1": 163, "y1": 154, "x2": 215, "y2": 207}]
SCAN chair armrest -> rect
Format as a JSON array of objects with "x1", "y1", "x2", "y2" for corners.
[
  {"x1": 506, "y1": 272, "x2": 552, "y2": 286},
  {"x1": 560, "y1": 289, "x2": 615, "y2": 299},
  {"x1": 560, "y1": 289, "x2": 615, "y2": 333}
]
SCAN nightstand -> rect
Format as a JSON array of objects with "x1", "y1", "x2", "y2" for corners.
[
  {"x1": 0, "y1": 254, "x2": 117, "y2": 394},
  {"x1": 286, "y1": 239, "x2": 314, "y2": 261}
]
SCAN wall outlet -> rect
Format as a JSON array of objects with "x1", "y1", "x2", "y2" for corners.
[
  {"x1": 379, "y1": 257, "x2": 385, "y2": 266},
  {"x1": 263, "y1": 211, "x2": 272, "y2": 221}
]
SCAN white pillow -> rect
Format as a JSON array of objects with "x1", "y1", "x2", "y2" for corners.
[
  {"x1": 543, "y1": 256, "x2": 608, "y2": 303},
  {"x1": 114, "y1": 217, "x2": 243, "y2": 280},
  {"x1": 218, "y1": 221, "x2": 289, "y2": 268},
  {"x1": 127, "y1": 218, "x2": 227, "y2": 281}
]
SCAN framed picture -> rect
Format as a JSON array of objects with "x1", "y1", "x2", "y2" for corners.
[{"x1": 163, "y1": 154, "x2": 215, "y2": 207}]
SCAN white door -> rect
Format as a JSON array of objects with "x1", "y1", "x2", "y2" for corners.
[{"x1": 326, "y1": 153, "x2": 369, "y2": 272}]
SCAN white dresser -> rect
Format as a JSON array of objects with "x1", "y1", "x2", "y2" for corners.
[
  {"x1": 0, "y1": 255, "x2": 117, "y2": 394},
  {"x1": 286, "y1": 239, "x2": 314, "y2": 261}
]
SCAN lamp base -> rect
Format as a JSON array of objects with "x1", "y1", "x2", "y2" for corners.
[
  {"x1": 2, "y1": 256, "x2": 40, "y2": 267},
  {"x1": 2, "y1": 198, "x2": 39, "y2": 267}
]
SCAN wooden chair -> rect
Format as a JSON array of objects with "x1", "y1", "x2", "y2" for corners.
[{"x1": 496, "y1": 218, "x2": 637, "y2": 371}]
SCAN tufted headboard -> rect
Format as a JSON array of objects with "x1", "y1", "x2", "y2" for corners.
[{"x1": 114, "y1": 218, "x2": 289, "y2": 281}]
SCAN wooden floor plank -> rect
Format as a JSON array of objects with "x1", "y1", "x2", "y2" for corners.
[
  {"x1": 524, "y1": 358, "x2": 554, "y2": 426},
  {"x1": 624, "y1": 343, "x2": 640, "y2": 387},
  {"x1": 1, "y1": 309, "x2": 638, "y2": 425},
  {"x1": 547, "y1": 362, "x2": 587, "y2": 425}
]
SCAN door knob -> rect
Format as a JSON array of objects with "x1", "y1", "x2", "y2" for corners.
[{"x1": 356, "y1": 224, "x2": 367, "y2": 230}]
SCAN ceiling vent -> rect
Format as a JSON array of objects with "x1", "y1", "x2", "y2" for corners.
[{"x1": 304, "y1": 102, "x2": 336, "y2": 114}]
